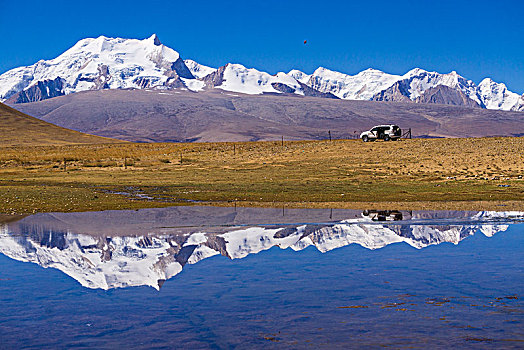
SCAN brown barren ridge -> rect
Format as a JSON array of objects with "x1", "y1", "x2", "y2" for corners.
[{"x1": 0, "y1": 102, "x2": 120, "y2": 146}]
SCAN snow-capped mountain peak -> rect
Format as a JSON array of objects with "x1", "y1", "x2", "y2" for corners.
[
  {"x1": 478, "y1": 77, "x2": 522, "y2": 110},
  {"x1": 287, "y1": 69, "x2": 310, "y2": 83},
  {"x1": 0, "y1": 34, "x2": 195, "y2": 103},
  {"x1": 404, "y1": 67, "x2": 428, "y2": 77},
  {"x1": 149, "y1": 33, "x2": 162, "y2": 46}
]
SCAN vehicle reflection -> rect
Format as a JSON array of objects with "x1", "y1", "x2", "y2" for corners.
[{"x1": 362, "y1": 210, "x2": 403, "y2": 221}]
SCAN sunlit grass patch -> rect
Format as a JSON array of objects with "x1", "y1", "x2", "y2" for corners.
[{"x1": 1, "y1": 137, "x2": 523, "y2": 213}]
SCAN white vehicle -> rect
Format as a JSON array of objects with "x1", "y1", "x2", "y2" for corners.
[{"x1": 360, "y1": 125, "x2": 401, "y2": 142}]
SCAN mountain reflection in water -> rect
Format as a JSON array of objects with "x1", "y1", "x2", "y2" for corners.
[{"x1": 0, "y1": 207, "x2": 522, "y2": 290}]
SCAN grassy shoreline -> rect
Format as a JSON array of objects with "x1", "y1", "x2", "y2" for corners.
[{"x1": 1, "y1": 138, "x2": 523, "y2": 214}]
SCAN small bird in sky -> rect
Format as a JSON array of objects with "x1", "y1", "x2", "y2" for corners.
[{"x1": 304, "y1": 40, "x2": 307, "y2": 44}]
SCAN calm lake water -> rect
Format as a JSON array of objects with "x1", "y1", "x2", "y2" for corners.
[{"x1": 0, "y1": 207, "x2": 523, "y2": 349}]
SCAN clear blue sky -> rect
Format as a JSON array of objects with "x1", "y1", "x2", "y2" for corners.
[{"x1": 1, "y1": 0, "x2": 523, "y2": 93}]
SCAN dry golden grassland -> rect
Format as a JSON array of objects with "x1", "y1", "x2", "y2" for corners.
[{"x1": 1, "y1": 137, "x2": 523, "y2": 214}]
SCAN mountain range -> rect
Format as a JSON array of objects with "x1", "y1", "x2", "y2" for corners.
[{"x1": 1, "y1": 34, "x2": 523, "y2": 112}]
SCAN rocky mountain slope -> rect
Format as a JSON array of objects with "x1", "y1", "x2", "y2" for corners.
[
  {"x1": 414, "y1": 85, "x2": 481, "y2": 108},
  {"x1": 1, "y1": 34, "x2": 522, "y2": 111}
]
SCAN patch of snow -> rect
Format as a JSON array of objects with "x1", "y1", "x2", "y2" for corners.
[
  {"x1": 184, "y1": 232, "x2": 208, "y2": 246},
  {"x1": 184, "y1": 59, "x2": 216, "y2": 79},
  {"x1": 181, "y1": 77, "x2": 205, "y2": 92},
  {"x1": 187, "y1": 245, "x2": 219, "y2": 264}
]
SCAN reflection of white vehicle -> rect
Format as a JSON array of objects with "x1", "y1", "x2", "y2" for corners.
[
  {"x1": 362, "y1": 210, "x2": 403, "y2": 221},
  {"x1": 360, "y1": 125, "x2": 401, "y2": 142}
]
